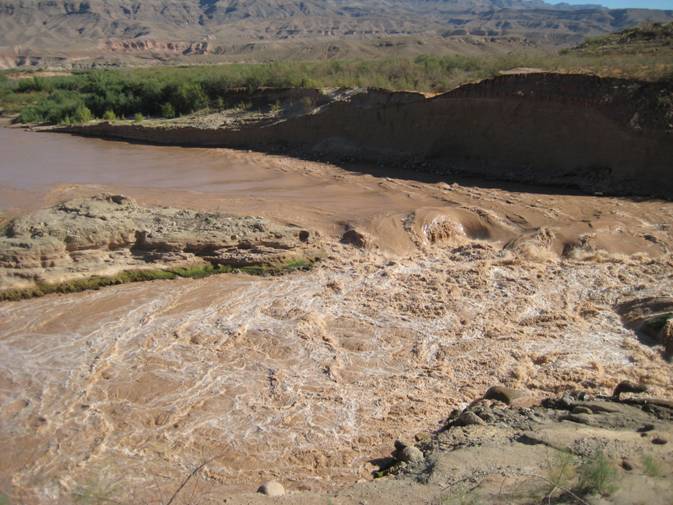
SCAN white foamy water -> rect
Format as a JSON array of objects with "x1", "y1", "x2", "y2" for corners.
[{"x1": 1, "y1": 128, "x2": 672, "y2": 504}]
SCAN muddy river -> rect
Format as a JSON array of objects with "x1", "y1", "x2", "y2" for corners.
[{"x1": 1, "y1": 127, "x2": 672, "y2": 504}]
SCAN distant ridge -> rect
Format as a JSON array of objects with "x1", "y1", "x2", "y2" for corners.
[{"x1": 1, "y1": 0, "x2": 672, "y2": 68}]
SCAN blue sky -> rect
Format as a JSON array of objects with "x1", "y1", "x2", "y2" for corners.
[{"x1": 557, "y1": 0, "x2": 672, "y2": 8}]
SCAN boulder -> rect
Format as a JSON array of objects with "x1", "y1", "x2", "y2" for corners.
[
  {"x1": 340, "y1": 228, "x2": 368, "y2": 248},
  {"x1": 393, "y1": 439, "x2": 424, "y2": 463},
  {"x1": 612, "y1": 381, "x2": 647, "y2": 399},
  {"x1": 484, "y1": 386, "x2": 525, "y2": 405},
  {"x1": 257, "y1": 480, "x2": 285, "y2": 497},
  {"x1": 400, "y1": 445, "x2": 424, "y2": 464},
  {"x1": 454, "y1": 410, "x2": 486, "y2": 427}
]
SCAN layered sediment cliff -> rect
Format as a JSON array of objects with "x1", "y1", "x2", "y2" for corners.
[{"x1": 59, "y1": 73, "x2": 673, "y2": 197}]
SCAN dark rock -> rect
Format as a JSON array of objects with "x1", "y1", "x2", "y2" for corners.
[
  {"x1": 572, "y1": 406, "x2": 593, "y2": 415},
  {"x1": 484, "y1": 386, "x2": 525, "y2": 405},
  {"x1": 340, "y1": 228, "x2": 368, "y2": 248},
  {"x1": 446, "y1": 409, "x2": 462, "y2": 422},
  {"x1": 613, "y1": 380, "x2": 647, "y2": 399},
  {"x1": 454, "y1": 411, "x2": 486, "y2": 427},
  {"x1": 652, "y1": 437, "x2": 668, "y2": 445}
]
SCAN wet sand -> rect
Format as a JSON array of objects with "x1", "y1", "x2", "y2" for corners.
[{"x1": 1, "y1": 127, "x2": 672, "y2": 504}]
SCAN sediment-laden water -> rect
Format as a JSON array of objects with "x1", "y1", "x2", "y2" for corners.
[{"x1": 1, "y1": 127, "x2": 672, "y2": 504}]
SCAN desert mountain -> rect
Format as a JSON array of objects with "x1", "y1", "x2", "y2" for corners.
[{"x1": 1, "y1": 0, "x2": 672, "y2": 67}]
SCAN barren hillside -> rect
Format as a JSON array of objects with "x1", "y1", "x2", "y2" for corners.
[{"x1": 1, "y1": 0, "x2": 673, "y2": 68}]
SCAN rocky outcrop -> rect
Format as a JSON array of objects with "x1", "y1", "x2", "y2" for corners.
[
  {"x1": 0, "y1": 194, "x2": 317, "y2": 298},
  {"x1": 60, "y1": 74, "x2": 673, "y2": 198},
  {"x1": 371, "y1": 386, "x2": 673, "y2": 505},
  {"x1": 104, "y1": 39, "x2": 211, "y2": 55},
  {"x1": 618, "y1": 297, "x2": 673, "y2": 359}
]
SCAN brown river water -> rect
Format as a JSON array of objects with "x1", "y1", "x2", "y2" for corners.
[{"x1": 1, "y1": 126, "x2": 672, "y2": 504}]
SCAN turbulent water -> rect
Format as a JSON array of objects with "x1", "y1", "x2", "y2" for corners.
[{"x1": 1, "y1": 127, "x2": 672, "y2": 504}]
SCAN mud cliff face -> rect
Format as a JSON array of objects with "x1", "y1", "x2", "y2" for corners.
[{"x1": 62, "y1": 73, "x2": 673, "y2": 198}]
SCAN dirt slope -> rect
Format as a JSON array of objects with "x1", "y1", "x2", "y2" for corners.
[{"x1": 59, "y1": 73, "x2": 673, "y2": 198}]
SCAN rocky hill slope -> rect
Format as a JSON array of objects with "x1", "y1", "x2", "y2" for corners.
[
  {"x1": 570, "y1": 20, "x2": 673, "y2": 55},
  {"x1": 1, "y1": 0, "x2": 673, "y2": 68}
]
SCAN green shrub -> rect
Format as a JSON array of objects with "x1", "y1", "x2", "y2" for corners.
[
  {"x1": 133, "y1": 113, "x2": 144, "y2": 123},
  {"x1": 102, "y1": 110, "x2": 116, "y2": 121},
  {"x1": 164, "y1": 82, "x2": 208, "y2": 115},
  {"x1": 577, "y1": 452, "x2": 618, "y2": 496},
  {"x1": 17, "y1": 106, "x2": 43, "y2": 124},
  {"x1": 17, "y1": 90, "x2": 87, "y2": 124},
  {"x1": 16, "y1": 76, "x2": 51, "y2": 93},
  {"x1": 72, "y1": 104, "x2": 93, "y2": 123},
  {"x1": 160, "y1": 102, "x2": 176, "y2": 118}
]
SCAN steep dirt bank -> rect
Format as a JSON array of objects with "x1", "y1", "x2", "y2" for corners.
[{"x1": 57, "y1": 73, "x2": 673, "y2": 198}]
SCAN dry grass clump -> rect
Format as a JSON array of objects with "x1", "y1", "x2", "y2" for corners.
[
  {"x1": 642, "y1": 454, "x2": 665, "y2": 478},
  {"x1": 576, "y1": 452, "x2": 619, "y2": 497}
]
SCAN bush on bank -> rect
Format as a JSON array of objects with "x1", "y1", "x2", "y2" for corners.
[{"x1": 4, "y1": 51, "x2": 673, "y2": 124}]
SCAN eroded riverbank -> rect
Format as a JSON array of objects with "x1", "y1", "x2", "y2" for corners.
[{"x1": 56, "y1": 74, "x2": 673, "y2": 198}]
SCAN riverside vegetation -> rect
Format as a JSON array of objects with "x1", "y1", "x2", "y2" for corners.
[
  {"x1": 1, "y1": 28, "x2": 673, "y2": 126},
  {"x1": 0, "y1": 259, "x2": 313, "y2": 302}
]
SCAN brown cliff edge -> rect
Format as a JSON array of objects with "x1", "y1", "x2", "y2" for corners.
[{"x1": 55, "y1": 73, "x2": 673, "y2": 198}]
